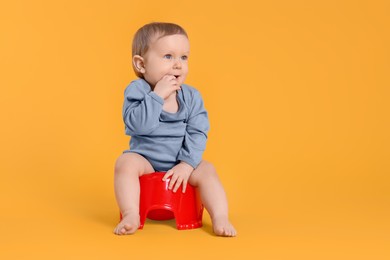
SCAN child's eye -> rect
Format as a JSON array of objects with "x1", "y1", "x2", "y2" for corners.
[
  {"x1": 181, "y1": 55, "x2": 188, "y2": 61},
  {"x1": 163, "y1": 54, "x2": 173, "y2": 59}
]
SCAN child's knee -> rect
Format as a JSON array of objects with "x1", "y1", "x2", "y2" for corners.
[
  {"x1": 115, "y1": 153, "x2": 153, "y2": 175},
  {"x1": 190, "y1": 160, "x2": 217, "y2": 185},
  {"x1": 200, "y1": 160, "x2": 217, "y2": 174},
  {"x1": 115, "y1": 153, "x2": 141, "y2": 173}
]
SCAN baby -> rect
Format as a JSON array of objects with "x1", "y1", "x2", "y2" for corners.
[{"x1": 114, "y1": 22, "x2": 236, "y2": 237}]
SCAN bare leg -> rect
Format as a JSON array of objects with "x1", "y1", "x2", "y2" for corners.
[
  {"x1": 189, "y1": 161, "x2": 237, "y2": 237},
  {"x1": 113, "y1": 153, "x2": 154, "y2": 235}
]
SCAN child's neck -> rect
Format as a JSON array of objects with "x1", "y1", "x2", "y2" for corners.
[{"x1": 163, "y1": 91, "x2": 179, "y2": 113}]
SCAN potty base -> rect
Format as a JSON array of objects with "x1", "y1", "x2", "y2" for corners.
[{"x1": 120, "y1": 172, "x2": 204, "y2": 230}]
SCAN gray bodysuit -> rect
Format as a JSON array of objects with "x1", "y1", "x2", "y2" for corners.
[{"x1": 123, "y1": 79, "x2": 209, "y2": 171}]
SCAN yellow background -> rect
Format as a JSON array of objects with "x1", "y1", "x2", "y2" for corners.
[{"x1": 1, "y1": 0, "x2": 389, "y2": 259}]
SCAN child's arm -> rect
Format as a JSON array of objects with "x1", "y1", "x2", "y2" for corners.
[
  {"x1": 177, "y1": 89, "x2": 209, "y2": 168},
  {"x1": 123, "y1": 77, "x2": 181, "y2": 136},
  {"x1": 163, "y1": 89, "x2": 210, "y2": 192},
  {"x1": 122, "y1": 80, "x2": 164, "y2": 135}
]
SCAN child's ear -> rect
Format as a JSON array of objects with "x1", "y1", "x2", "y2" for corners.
[{"x1": 133, "y1": 55, "x2": 146, "y2": 73}]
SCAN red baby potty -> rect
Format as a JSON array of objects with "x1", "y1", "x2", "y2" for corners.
[{"x1": 120, "y1": 172, "x2": 204, "y2": 230}]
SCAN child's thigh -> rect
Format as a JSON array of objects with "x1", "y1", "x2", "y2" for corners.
[{"x1": 115, "y1": 152, "x2": 155, "y2": 176}]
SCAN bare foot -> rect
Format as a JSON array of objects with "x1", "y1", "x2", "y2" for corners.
[
  {"x1": 114, "y1": 211, "x2": 140, "y2": 235},
  {"x1": 212, "y1": 216, "x2": 237, "y2": 237}
]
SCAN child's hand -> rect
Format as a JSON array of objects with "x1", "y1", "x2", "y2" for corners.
[
  {"x1": 162, "y1": 162, "x2": 194, "y2": 193},
  {"x1": 153, "y1": 75, "x2": 181, "y2": 100}
]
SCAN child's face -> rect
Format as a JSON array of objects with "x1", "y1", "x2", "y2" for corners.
[{"x1": 142, "y1": 34, "x2": 190, "y2": 88}]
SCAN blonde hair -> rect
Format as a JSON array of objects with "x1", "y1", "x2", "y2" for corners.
[{"x1": 132, "y1": 22, "x2": 188, "y2": 78}]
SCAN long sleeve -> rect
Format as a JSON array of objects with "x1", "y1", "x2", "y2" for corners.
[
  {"x1": 177, "y1": 89, "x2": 210, "y2": 168},
  {"x1": 123, "y1": 80, "x2": 164, "y2": 136}
]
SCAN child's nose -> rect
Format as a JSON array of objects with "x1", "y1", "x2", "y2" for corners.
[{"x1": 173, "y1": 59, "x2": 182, "y2": 69}]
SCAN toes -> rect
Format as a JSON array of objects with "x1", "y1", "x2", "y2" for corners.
[
  {"x1": 214, "y1": 224, "x2": 237, "y2": 237},
  {"x1": 114, "y1": 213, "x2": 140, "y2": 235},
  {"x1": 118, "y1": 223, "x2": 138, "y2": 235},
  {"x1": 226, "y1": 225, "x2": 237, "y2": 237},
  {"x1": 113, "y1": 225, "x2": 122, "y2": 235},
  {"x1": 114, "y1": 227, "x2": 122, "y2": 235},
  {"x1": 113, "y1": 223, "x2": 136, "y2": 235}
]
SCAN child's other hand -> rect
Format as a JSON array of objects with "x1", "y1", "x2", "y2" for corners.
[
  {"x1": 162, "y1": 162, "x2": 194, "y2": 193},
  {"x1": 153, "y1": 75, "x2": 181, "y2": 100}
]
